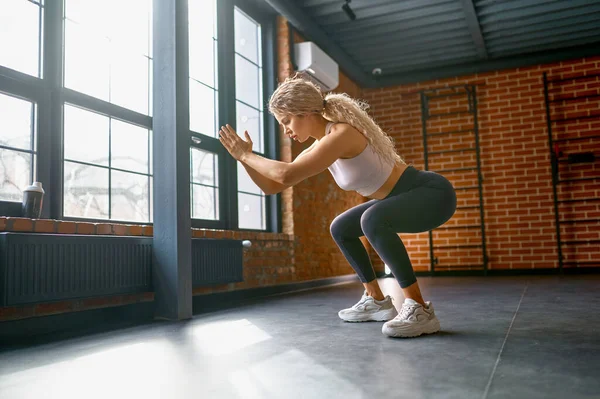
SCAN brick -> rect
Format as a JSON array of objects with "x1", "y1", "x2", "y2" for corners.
[
  {"x1": 75, "y1": 222, "x2": 95, "y2": 235},
  {"x1": 9, "y1": 217, "x2": 34, "y2": 232},
  {"x1": 96, "y1": 223, "x2": 113, "y2": 235},
  {"x1": 34, "y1": 219, "x2": 56, "y2": 233},
  {"x1": 128, "y1": 225, "x2": 143, "y2": 236},
  {"x1": 112, "y1": 224, "x2": 128, "y2": 236},
  {"x1": 57, "y1": 221, "x2": 77, "y2": 234},
  {"x1": 192, "y1": 229, "x2": 204, "y2": 238}
]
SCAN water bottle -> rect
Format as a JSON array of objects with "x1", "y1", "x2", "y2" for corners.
[{"x1": 22, "y1": 182, "x2": 45, "y2": 218}]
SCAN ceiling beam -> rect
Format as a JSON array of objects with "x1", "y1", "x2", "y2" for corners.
[
  {"x1": 263, "y1": 0, "x2": 371, "y2": 87},
  {"x1": 460, "y1": 0, "x2": 488, "y2": 59}
]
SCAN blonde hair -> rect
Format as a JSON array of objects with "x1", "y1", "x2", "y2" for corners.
[{"x1": 268, "y1": 76, "x2": 404, "y2": 166}]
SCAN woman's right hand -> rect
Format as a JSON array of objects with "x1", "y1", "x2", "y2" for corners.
[{"x1": 219, "y1": 125, "x2": 254, "y2": 161}]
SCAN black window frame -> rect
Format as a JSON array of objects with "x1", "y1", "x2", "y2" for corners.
[{"x1": 0, "y1": 0, "x2": 280, "y2": 232}]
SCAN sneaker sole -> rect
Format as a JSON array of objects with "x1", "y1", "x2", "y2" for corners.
[
  {"x1": 382, "y1": 318, "x2": 441, "y2": 338},
  {"x1": 339, "y1": 308, "x2": 398, "y2": 322}
]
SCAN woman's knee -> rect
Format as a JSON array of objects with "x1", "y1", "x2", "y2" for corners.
[
  {"x1": 360, "y1": 207, "x2": 387, "y2": 237},
  {"x1": 330, "y1": 214, "x2": 347, "y2": 240}
]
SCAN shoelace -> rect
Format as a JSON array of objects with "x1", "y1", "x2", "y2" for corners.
[{"x1": 396, "y1": 303, "x2": 418, "y2": 321}]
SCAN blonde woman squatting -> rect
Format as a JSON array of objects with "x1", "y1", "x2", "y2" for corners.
[{"x1": 219, "y1": 77, "x2": 457, "y2": 338}]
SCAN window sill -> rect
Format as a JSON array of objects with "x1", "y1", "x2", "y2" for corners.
[{"x1": 0, "y1": 217, "x2": 293, "y2": 241}]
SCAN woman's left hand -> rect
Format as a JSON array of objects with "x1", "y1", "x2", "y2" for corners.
[{"x1": 219, "y1": 124, "x2": 253, "y2": 161}]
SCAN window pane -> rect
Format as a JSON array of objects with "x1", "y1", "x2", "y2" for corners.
[
  {"x1": 109, "y1": 1, "x2": 152, "y2": 57},
  {"x1": 188, "y1": 0, "x2": 217, "y2": 40},
  {"x1": 64, "y1": 20, "x2": 110, "y2": 102},
  {"x1": 64, "y1": 0, "x2": 152, "y2": 114},
  {"x1": 189, "y1": 0, "x2": 218, "y2": 135},
  {"x1": 111, "y1": 170, "x2": 150, "y2": 222},
  {"x1": 234, "y1": 9, "x2": 266, "y2": 230},
  {"x1": 189, "y1": 35, "x2": 216, "y2": 88},
  {"x1": 0, "y1": 0, "x2": 41, "y2": 77},
  {"x1": 191, "y1": 184, "x2": 218, "y2": 220},
  {"x1": 0, "y1": 93, "x2": 33, "y2": 151},
  {"x1": 237, "y1": 162, "x2": 261, "y2": 195},
  {"x1": 64, "y1": 105, "x2": 109, "y2": 166},
  {"x1": 238, "y1": 193, "x2": 265, "y2": 230},
  {"x1": 235, "y1": 55, "x2": 260, "y2": 109},
  {"x1": 234, "y1": 8, "x2": 260, "y2": 65},
  {"x1": 66, "y1": 0, "x2": 151, "y2": 56},
  {"x1": 111, "y1": 120, "x2": 149, "y2": 174},
  {"x1": 191, "y1": 148, "x2": 217, "y2": 186},
  {"x1": 65, "y1": 0, "x2": 111, "y2": 36},
  {"x1": 64, "y1": 161, "x2": 109, "y2": 219},
  {"x1": 236, "y1": 101, "x2": 263, "y2": 153},
  {"x1": 191, "y1": 148, "x2": 218, "y2": 221},
  {"x1": 0, "y1": 149, "x2": 32, "y2": 202},
  {"x1": 190, "y1": 80, "x2": 217, "y2": 137},
  {"x1": 110, "y1": 50, "x2": 150, "y2": 115}
]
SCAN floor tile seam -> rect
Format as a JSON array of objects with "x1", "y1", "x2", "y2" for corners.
[{"x1": 482, "y1": 282, "x2": 529, "y2": 399}]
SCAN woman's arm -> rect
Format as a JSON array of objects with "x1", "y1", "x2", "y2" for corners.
[
  {"x1": 240, "y1": 141, "x2": 318, "y2": 195},
  {"x1": 220, "y1": 124, "x2": 355, "y2": 187},
  {"x1": 238, "y1": 131, "x2": 352, "y2": 186},
  {"x1": 239, "y1": 162, "x2": 288, "y2": 195}
]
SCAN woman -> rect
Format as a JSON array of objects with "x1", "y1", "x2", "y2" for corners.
[{"x1": 219, "y1": 77, "x2": 457, "y2": 338}]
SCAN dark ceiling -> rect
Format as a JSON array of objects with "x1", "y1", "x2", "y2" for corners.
[{"x1": 265, "y1": 0, "x2": 600, "y2": 88}]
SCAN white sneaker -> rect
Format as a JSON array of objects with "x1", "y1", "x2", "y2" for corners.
[
  {"x1": 338, "y1": 291, "x2": 398, "y2": 322},
  {"x1": 382, "y1": 298, "x2": 441, "y2": 338}
]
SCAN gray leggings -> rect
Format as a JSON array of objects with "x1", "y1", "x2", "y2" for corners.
[{"x1": 330, "y1": 166, "x2": 457, "y2": 288}]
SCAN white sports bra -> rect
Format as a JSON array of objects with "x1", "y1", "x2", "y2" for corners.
[{"x1": 326, "y1": 122, "x2": 395, "y2": 196}]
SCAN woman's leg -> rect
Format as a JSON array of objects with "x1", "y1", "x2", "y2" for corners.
[
  {"x1": 360, "y1": 177, "x2": 457, "y2": 305},
  {"x1": 330, "y1": 200, "x2": 388, "y2": 299}
]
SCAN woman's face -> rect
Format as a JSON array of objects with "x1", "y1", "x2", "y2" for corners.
[{"x1": 276, "y1": 114, "x2": 311, "y2": 143}]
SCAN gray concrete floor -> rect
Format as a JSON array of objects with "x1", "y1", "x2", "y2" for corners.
[{"x1": 0, "y1": 275, "x2": 599, "y2": 399}]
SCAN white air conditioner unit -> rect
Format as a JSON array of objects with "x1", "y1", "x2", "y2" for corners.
[{"x1": 294, "y1": 42, "x2": 339, "y2": 91}]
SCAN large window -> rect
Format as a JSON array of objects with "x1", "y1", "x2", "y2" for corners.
[
  {"x1": 235, "y1": 7, "x2": 267, "y2": 230},
  {"x1": 189, "y1": 0, "x2": 219, "y2": 221},
  {"x1": 0, "y1": 0, "x2": 43, "y2": 203},
  {"x1": 62, "y1": 0, "x2": 153, "y2": 223},
  {"x1": 0, "y1": 0, "x2": 277, "y2": 231}
]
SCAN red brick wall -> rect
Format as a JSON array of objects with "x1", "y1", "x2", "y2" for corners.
[{"x1": 362, "y1": 56, "x2": 600, "y2": 271}]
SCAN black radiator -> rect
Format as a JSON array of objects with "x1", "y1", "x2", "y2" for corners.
[
  {"x1": 0, "y1": 233, "x2": 153, "y2": 306},
  {"x1": 192, "y1": 238, "x2": 244, "y2": 287},
  {"x1": 0, "y1": 233, "x2": 245, "y2": 306}
]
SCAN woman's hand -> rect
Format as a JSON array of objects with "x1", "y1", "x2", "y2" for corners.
[{"x1": 219, "y1": 124, "x2": 253, "y2": 161}]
